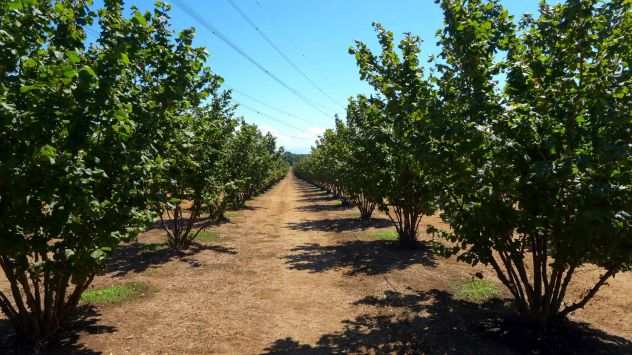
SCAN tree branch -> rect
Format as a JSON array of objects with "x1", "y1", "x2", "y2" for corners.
[{"x1": 560, "y1": 268, "x2": 617, "y2": 318}]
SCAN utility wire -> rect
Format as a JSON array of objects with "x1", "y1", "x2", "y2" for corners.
[
  {"x1": 172, "y1": 0, "x2": 333, "y2": 119},
  {"x1": 238, "y1": 102, "x2": 304, "y2": 134},
  {"x1": 231, "y1": 87, "x2": 309, "y2": 122},
  {"x1": 226, "y1": 0, "x2": 344, "y2": 111},
  {"x1": 239, "y1": 104, "x2": 307, "y2": 141},
  {"x1": 228, "y1": 86, "x2": 317, "y2": 142},
  {"x1": 239, "y1": 115, "x2": 305, "y2": 142}
]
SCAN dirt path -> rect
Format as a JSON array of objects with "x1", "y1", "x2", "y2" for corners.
[
  {"x1": 2, "y1": 172, "x2": 632, "y2": 354},
  {"x1": 74, "y1": 172, "x2": 395, "y2": 354}
]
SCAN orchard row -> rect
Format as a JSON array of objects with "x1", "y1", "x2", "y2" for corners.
[
  {"x1": 296, "y1": 0, "x2": 631, "y2": 328},
  {"x1": 0, "y1": 0, "x2": 287, "y2": 345}
]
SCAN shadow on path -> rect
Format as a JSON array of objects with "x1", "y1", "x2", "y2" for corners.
[
  {"x1": 150, "y1": 214, "x2": 232, "y2": 230},
  {"x1": 283, "y1": 240, "x2": 436, "y2": 276},
  {"x1": 293, "y1": 180, "x2": 338, "y2": 203},
  {"x1": 287, "y1": 217, "x2": 392, "y2": 233},
  {"x1": 295, "y1": 204, "x2": 354, "y2": 213},
  {"x1": 104, "y1": 241, "x2": 237, "y2": 277},
  {"x1": 0, "y1": 305, "x2": 115, "y2": 355},
  {"x1": 296, "y1": 195, "x2": 338, "y2": 203},
  {"x1": 263, "y1": 289, "x2": 632, "y2": 355}
]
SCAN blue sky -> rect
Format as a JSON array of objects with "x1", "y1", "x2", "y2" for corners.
[{"x1": 92, "y1": 1, "x2": 548, "y2": 153}]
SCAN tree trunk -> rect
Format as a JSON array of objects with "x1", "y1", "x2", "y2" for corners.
[
  {"x1": 0, "y1": 256, "x2": 95, "y2": 352},
  {"x1": 487, "y1": 238, "x2": 619, "y2": 329},
  {"x1": 387, "y1": 206, "x2": 422, "y2": 249},
  {"x1": 398, "y1": 230, "x2": 418, "y2": 249},
  {"x1": 161, "y1": 201, "x2": 203, "y2": 250},
  {"x1": 355, "y1": 193, "x2": 375, "y2": 220}
]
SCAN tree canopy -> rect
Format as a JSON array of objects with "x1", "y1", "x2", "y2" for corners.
[
  {"x1": 0, "y1": 0, "x2": 287, "y2": 347},
  {"x1": 297, "y1": 0, "x2": 632, "y2": 326}
]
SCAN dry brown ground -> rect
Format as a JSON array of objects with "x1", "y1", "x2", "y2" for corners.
[{"x1": 1, "y1": 171, "x2": 631, "y2": 354}]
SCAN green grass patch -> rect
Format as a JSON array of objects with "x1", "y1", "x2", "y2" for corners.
[
  {"x1": 195, "y1": 229, "x2": 219, "y2": 244},
  {"x1": 224, "y1": 210, "x2": 238, "y2": 218},
  {"x1": 81, "y1": 282, "x2": 150, "y2": 305},
  {"x1": 369, "y1": 230, "x2": 399, "y2": 241},
  {"x1": 453, "y1": 278, "x2": 500, "y2": 303}
]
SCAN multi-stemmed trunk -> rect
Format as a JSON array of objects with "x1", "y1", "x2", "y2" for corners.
[
  {"x1": 160, "y1": 200, "x2": 205, "y2": 249},
  {"x1": 354, "y1": 192, "x2": 376, "y2": 220},
  {"x1": 207, "y1": 192, "x2": 228, "y2": 223},
  {"x1": 231, "y1": 186, "x2": 256, "y2": 209},
  {"x1": 387, "y1": 205, "x2": 423, "y2": 249},
  {"x1": 0, "y1": 255, "x2": 94, "y2": 352},
  {"x1": 486, "y1": 233, "x2": 619, "y2": 328}
]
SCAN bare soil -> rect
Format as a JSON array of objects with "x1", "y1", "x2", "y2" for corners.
[{"x1": 1, "y1": 172, "x2": 631, "y2": 354}]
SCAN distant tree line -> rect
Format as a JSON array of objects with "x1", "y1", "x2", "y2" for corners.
[{"x1": 282, "y1": 151, "x2": 308, "y2": 166}]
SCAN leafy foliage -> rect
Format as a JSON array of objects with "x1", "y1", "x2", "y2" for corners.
[
  {"x1": 282, "y1": 151, "x2": 308, "y2": 166},
  {"x1": 0, "y1": 0, "x2": 287, "y2": 347},
  {"x1": 223, "y1": 122, "x2": 288, "y2": 208},
  {"x1": 0, "y1": 0, "x2": 164, "y2": 344},
  {"x1": 299, "y1": 0, "x2": 631, "y2": 327},
  {"x1": 435, "y1": 0, "x2": 632, "y2": 325},
  {"x1": 146, "y1": 22, "x2": 237, "y2": 249},
  {"x1": 296, "y1": 23, "x2": 442, "y2": 247}
]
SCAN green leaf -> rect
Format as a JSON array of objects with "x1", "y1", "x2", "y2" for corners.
[
  {"x1": 63, "y1": 65, "x2": 78, "y2": 78},
  {"x1": 79, "y1": 65, "x2": 97, "y2": 80},
  {"x1": 66, "y1": 50, "x2": 81, "y2": 64},
  {"x1": 64, "y1": 249, "x2": 75, "y2": 259},
  {"x1": 38, "y1": 145, "x2": 57, "y2": 164},
  {"x1": 20, "y1": 85, "x2": 38, "y2": 93},
  {"x1": 90, "y1": 249, "x2": 106, "y2": 261},
  {"x1": 120, "y1": 53, "x2": 130, "y2": 65},
  {"x1": 132, "y1": 11, "x2": 147, "y2": 26},
  {"x1": 22, "y1": 58, "x2": 37, "y2": 70}
]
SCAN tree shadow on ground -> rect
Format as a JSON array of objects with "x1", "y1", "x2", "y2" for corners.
[
  {"x1": 283, "y1": 240, "x2": 436, "y2": 276},
  {"x1": 0, "y1": 319, "x2": 14, "y2": 354},
  {"x1": 294, "y1": 180, "x2": 322, "y2": 191},
  {"x1": 294, "y1": 184, "x2": 323, "y2": 192},
  {"x1": 151, "y1": 215, "x2": 231, "y2": 230},
  {"x1": 104, "y1": 241, "x2": 237, "y2": 277},
  {"x1": 287, "y1": 217, "x2": 392, "y2": 233},
  {"x1": 293, "y1": 182, "x2": 338, "y2": 203},
  {"x1": 238, "y1": 205, "x2": 262, "y2": 211},
  {"x1": 295, "y1": 204, "x2": 354, "y2": 213},
  {"x1": 296, "y1": 191, "x2": 331, "y2": 197},
  {"x1": 263, "y1": 289, "x2": 632, "y2": 355},
  {"x1": 296, "y1": 195, "x2": 338, "y2": 203},
  {"x1": 0, "y1": 305, "x2": 114, "y2": 354},
  {"x1": 295, "y1": 188, "x2": 331, "y2": 196}
]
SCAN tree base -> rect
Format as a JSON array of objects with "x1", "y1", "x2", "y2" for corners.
[
  {"x1": 397, "y1": 235, "x2": 419, "y2": 249},
  {"x1": 359, "y1": 212, "x2": 373, "y2": 220}
]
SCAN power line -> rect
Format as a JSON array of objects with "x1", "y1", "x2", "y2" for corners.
[
  {"x1": 230, "y1": 87, "x2": 310, "y2": 122},
  {"x1": 226, "y1": 0, "x2": 345, "y2": 110},
  {"x1": 238, "y1": 103, "x2": 303, "y2": 133},
  {"x1": 172, "y1": 0, "x2": 333, "y2": 119},
  {"x1": 238, "y1": 104, "x2": 307, "y2": 140},
  {"x1": 232, "y1": 89, "x2": 330, "y2": 136}
]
